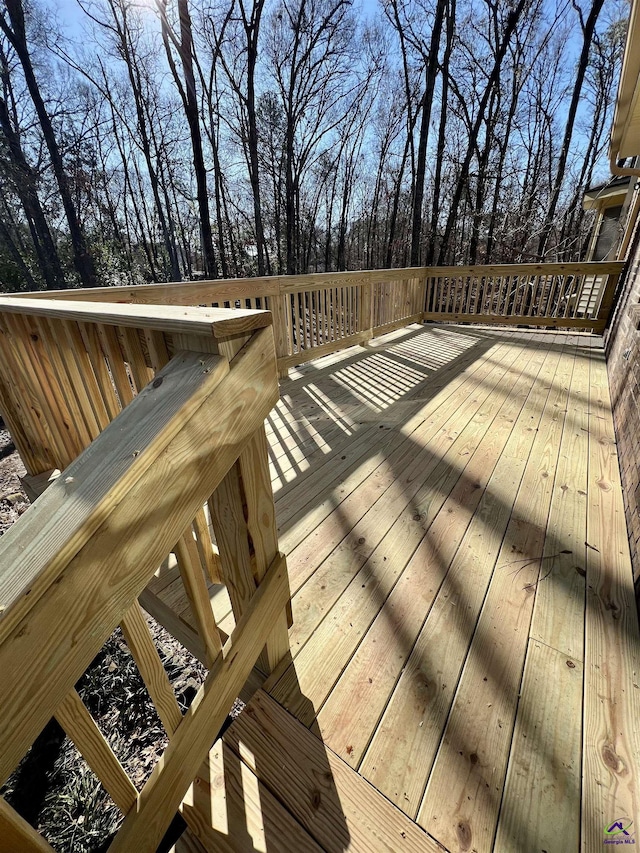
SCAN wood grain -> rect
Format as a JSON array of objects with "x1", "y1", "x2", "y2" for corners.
[
  {"x1": 315, "y1": 335, "x2": 552, "y2": 766},
  {"x1": 0, "y1": 329, "x2": 279, "y2": 785},
  {"x1": 582, "y1": 343, "x2": 640, "y2": 850},
  {"x1": 120, "y1": 602, "x2": 183, "y2": 736},
  {"x1": 55, "y1": 689, "x2": 139, "y2": 813},
  {"x1": 181, "y1": 741, "x2": 324, "y2": 852},
  {"x1": 494, "y1": 641, "x2": 583, "y2": 853},
  {"x1": 0, "y1": 297, "x2": 272, "y2": 339},
  {"x1": 110, "y1": 554, "x2": 290, "y2": 852},
  {"x1": 0, "y1": 797, "x2": 55, "y2": 852},
  {"x1": 223, "y1": 690, "x2": 443, "y2": 852},
  {"x1": 416, "y1": 339, "x2": 577, "y2": 850}
]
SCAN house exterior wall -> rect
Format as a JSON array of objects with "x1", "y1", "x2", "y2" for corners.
[{"x1": 605, "y1": 213, "x2": 640, "y2": 603}]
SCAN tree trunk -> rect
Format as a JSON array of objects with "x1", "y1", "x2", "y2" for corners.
[
  {"x1": 0, "y1": 95, "x2": 66, "y2": 289},
  {"x1": 410, "y1": 0, "x2": 446, "y2": 266},
  {"x1": 438, "y1": 0, "x2": 526, "y2": 263},
  {"x1": 1, "y1": 0, "x2": 97, "y2": 287},
  {"x1": 536, "y1": 0, "x2": 605, "y2": 259}
]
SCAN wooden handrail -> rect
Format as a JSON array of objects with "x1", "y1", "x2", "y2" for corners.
[
  {"x1": 421, "y1": 261, "x2": 624, "y2": 276},
  {"x1": 0, "y1": 259, "x2": 624, "y2": 493},
  {"x1": 0, "y1": 323, "x2": 291, "y2": 851},
  {"x1": 11, "y1": 262, "x2": 623, "y2": 304},
  {"x1": 15, "y1": 266, "x2": 428, "y2": 303},
  {"x1": 0, "y1": 296, "x2": 271, "y2": 339}
]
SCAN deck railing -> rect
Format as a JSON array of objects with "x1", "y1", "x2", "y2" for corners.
[
  {"x1": 19, "y1": 261, "x2": 624, "y2": 376},
  {"x1": 0, "y1": 259, "x2": 626, "y2": 847},
  {"x1": 0, "y1": 308, "x2": 292, "y2": 851},
  {"x1": 20, "y1": 268, "x2": 425, "y2": 377},
  {"x1": 423, "y1": 261, "x2": 624, "y2": 328},
  {"x1": 0, "y1": 298, "x2": 293, "y2": 700},
  {"x1": 0, "y1": 298, "x2": 292, "y2": 659}
]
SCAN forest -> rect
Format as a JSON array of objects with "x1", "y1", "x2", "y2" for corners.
[{"x1": 0, "y1": 0, "x2": 628, "y2": 290}]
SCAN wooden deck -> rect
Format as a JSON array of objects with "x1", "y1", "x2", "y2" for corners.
[{"x1": 164, "y1": 324, "x2": 640, "y2": 853}]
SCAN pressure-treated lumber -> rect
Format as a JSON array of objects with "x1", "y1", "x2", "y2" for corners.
[
  {"x1": 416, "y1": 340, "x2": 577, "y2": 849},
  {"x1": 138, "y1": 587, "x2": 207, "y2": 663},
  {"x1": 19, "y1": 277, "x2": 281, "y2": 305},
  {"x1": 0, "y1": 351, "x2": 229, "y2": 643},
  {"x1": 528, "y1": 331, "x2": 590, "y2": 661},
  {"x1": 423, "y1": 311, "x2": 606, "y2": 330},
  {"x1": 174, "y1": 530, "x2": 223, "y2": 667},
  {"x1": 269, "y1": 336, "x2": 535, "y2": 719},
  {"x1": 424, "y1": 261, "x2": 624, "y2": 277},
  {"x1": 0, "y1": 298, "x2": 272, "y2": 340},
  {"x1": 0, "y1": 328, "x2": 280, "y2": 785},
  {"x1": 493, "y1": 641, "x2": 583, "y2": 853},
  {"x1": 217, "y1": 690, "x2": 444, "y2": 853},
  {"x1": 109, "y1": 554, "x2": 290, "y2": 852},
  {"x1": 239, "y1": 426, "x2": 291, "y2": 664},
  {"x1": 120, "y1": 603, "x2": 183, "y2": 736},
  {"x1": 0, "y1": 797, "x2": 55, "y2": 853},
  {"x1": 582, "y1": 343, "x2": 640, "y2": 850},
  {"x1": 16, "y1": 263, "x2": 621, "y2": 307},
  {"x1": 279, "y1": 329, "x2": 372, "y2": 369},
  {"x1": 192, "y1": 508, "x2": 222, "y2": 584},
  {"x1": 181, "y1": 740, "x2": 325, "y2": 852},
  {"x1": 0, "y1": 313, "x2": 70, "y2": 470},
  {"x1": 71, "y1": 320, "x2": 118, "y2": 425},
  {"x1": 209, "y1": 463, "x2": 261, "y2": 621},
  {"x1": 173, "y1": 829, "x2": 208, "y2": 853},
  {"x1": 20, "y1": 468, "x2": 61, "y2": 502},
  {"x1": 2, "y1": 319, "x2": 637, "y2": 853},
  {"x1": 54, "y1": 689, "x2": 139, "y2": 813},
  {"x1": 357, "y1": 336, "x2": 567, "y2": 816},
  {"x1": 314, "y1": 335, "x2": 555, "y2": 766},
  {"x1": 96, "y1": 322, "x2": 135, "y2": 408},
  {"x1": 275, "y1": 331, "x2": 523, "y2": 571}
]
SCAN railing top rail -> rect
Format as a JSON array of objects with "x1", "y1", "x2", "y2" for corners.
[
  {"x1": 6, "y1": 267, "x2": 431, "y2": 304},
  {"x1": 423, "y1": 261, "x2": 625, "y2": 276},
  {"x1": 4, "y1": 261, "x2": 624, "y2": 308},
  {"x1": 0, "y1": 296, "x2": 271, "y2": 338}
]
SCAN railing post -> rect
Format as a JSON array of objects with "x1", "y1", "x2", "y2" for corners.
[
  {"x1": 359, "y1": 280, "x2": 374, "y2": 344},
  {"x1": 239, "y1": 425, "x2": 292, "y2": 668},
  {"x1": 423, "y1": 272, "x2": 432, "y2": 315},
  {"x1": 268, "y1": 285, "x2": 290, "y2": 379},
  {"x1": 596, "y1": 272, "x2": 620, "y2": 329}
]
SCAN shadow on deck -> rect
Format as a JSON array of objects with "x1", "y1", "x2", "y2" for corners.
[{"x1": 179, "y1": 324, "x2": 639, "y2": 853}]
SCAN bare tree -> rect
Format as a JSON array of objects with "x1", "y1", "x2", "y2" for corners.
[
  {"x1": 0, "y1": 0, "x2": 96, "y2": 285},
  {"x1": 537, "y1": 0, "x2": 606, "y2": 259},
  {"x1": 158, "y1": 0, "x2": 217, "y2": 277}
]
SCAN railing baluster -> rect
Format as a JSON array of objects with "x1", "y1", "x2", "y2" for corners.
[
  {"x1": 70, "y1": 321, "x2": 119, "y2": 425},
  {"x1": 0, "y1": 797, "x2": 55, "y2": 852},
  {"x1": 55, "y1": 690, "x2": 139, "y2": 813},
  {"x1": 120, "y1": 603, "x2": 183, "y2": 736},
  {"x1": 174, "y1": 529, "x2": 223, "y2": 667},
  {"x1": 2, "y1": 314, "x2": 71, "y2": 469}
]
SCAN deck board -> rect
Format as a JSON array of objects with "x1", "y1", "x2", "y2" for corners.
[
  {"x1": 180, "y1": 692, "x2": 442, "y2": 853},
  {"x1": 582, "y1": 340, "x2": 640, "y2": 850},
  {"x1": 313, "y1": 333, "x2": 556, "y2": 766},
  {"x1": 416, "y1": 335, "x2": 580, "y2": 849},
  {"x1": 359, "y1": 333, "x2": 569, "y2": 817},
  {"x1": 269, "y1": 335, "x2": 540, "y2": 721},
  {"x1": 155, "y1": 324, "x2": 640, "y2": 853}
]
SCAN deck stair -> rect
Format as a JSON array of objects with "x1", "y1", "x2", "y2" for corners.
[{"x1": 178, "y1": 690, "x2": 444, "y2": 853}]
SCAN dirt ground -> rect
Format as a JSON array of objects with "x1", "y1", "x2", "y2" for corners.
[
  {"x1": 0, "y1": 427, "x2": 29, "y2": 533},
  {"x1": 0, "y1": 427, "x2": 239, "y2": 851}
]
